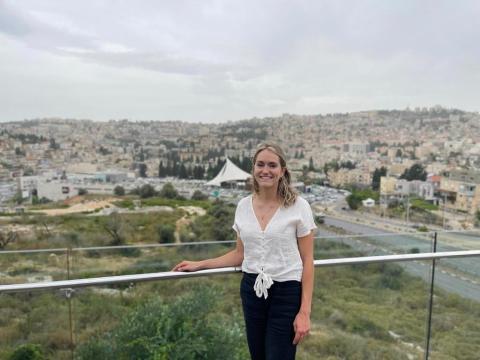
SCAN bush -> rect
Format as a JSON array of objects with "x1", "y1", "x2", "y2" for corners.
[
  {"x1": 9, "y1": 344, "x2": 45, "y2": 360},
  {"x1": 76, "y1": 286, "x2": 248, "y2": 360},
  {"x1": 78, "y1": 188, "x2": 88, "y2": 196},
  {"x1": 191, "y1": 190, "x2": 208, "y2": 201},
  {"x1": 139, "y1": 184, "x2": 156, "y2": 198},
  {"x1": 113, "y1": 186, "x2": 125, "y2": 196},
  {"x1": 157, "y1": 224, "x2": 175, "y2": 243},
  {"x1": 346, "y1": 194, "x2": 361, "y2": 210},
  {"x1": 159, "y1": 183, "x2": 179, "y2": 199}
]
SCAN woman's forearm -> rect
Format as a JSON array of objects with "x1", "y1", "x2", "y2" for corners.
[
  {"x1": 199, "y1": 249, "x2": 243, "y2": 270},
  {"x1": 299, "y1": 260, "x2": 314, "y2": 315}
]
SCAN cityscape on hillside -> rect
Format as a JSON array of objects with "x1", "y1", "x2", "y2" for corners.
[{"x1": 1, "y1": 106, "x2": 480, "y2": 229}]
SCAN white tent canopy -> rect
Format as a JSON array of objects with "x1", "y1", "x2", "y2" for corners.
[{"x1": 206, "y1": 158, "x2": 251, "y2": 186}]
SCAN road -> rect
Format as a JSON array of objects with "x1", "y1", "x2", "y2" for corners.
[{"x1": 318, "y1": 216, "x2": 480, "y2": 302}]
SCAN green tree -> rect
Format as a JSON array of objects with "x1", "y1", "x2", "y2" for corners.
[
  {"x1": 138, "y1": 163, "x2": 148, "y2": 178},
  {"x1": 139, "y1": 184, "x2": 156, "y2": 198},
  {"x1": 400, "y1": 163, "x2": 427, "y2": 181},
  {"x1": 78, "y1": 188, "x2": 88, "y2": 196},
  {"x1": 103, "y1": 213, "x2": 125, "y2": 246},
  {"x1": 113, "y1": 186, "x2": 125, "y2": 196},
  {"x1": 191, "y1": 190, "x2": 208, "y2": 201},
  {"x1": 9, "y1": 344, "x2": 45, "y2": 360},
  {"x1": 159, "y1": 183, "x2": 179, "y2": 199},
  {"x1": 346, "y1": 193, "x2": 362, "y2": 210},
  {"x1": 157, "y1": 224, "x2": 175, "y2": 243},
  {"x1": 308, "y1": 157, "x2": 315, "y2": 171},
  {"x1": 49, "y1": 138, "x2": 59, "y2": 150},
  {"x1": 371, "y1": 166, "x2": 387, "y2": 190},
  {"x1": 0, "y1": 230, "x2": 17, "y2": 249},
  {"x1": 158, "y1": 161, "x2": 166, "y2": 178}
]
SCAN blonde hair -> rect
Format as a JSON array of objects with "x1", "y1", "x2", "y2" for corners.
[{"x1": 251, "y1": 142, "x2": 297, "y2": 207}]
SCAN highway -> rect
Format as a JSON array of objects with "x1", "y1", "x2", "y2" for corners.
[{"x1": 316, "y1": 216, "x2": 480, "y2": 302}]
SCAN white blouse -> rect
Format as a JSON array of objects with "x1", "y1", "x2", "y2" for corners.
[{"x1": 232, "y1": 194, "x2": 317, "y2": 298}]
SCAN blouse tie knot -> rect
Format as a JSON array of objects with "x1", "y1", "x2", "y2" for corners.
[{"x1": 254, "y1": 269, "x2": 273, "y2": 299}]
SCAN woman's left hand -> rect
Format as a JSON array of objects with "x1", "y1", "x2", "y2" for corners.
[{"x1": 292, "y1": 311, "x2": 310, "y2": 344}]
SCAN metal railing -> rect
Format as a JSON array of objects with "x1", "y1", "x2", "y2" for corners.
[{"x1": 1, "y1": 250, "x2": 479, "y2": 293}]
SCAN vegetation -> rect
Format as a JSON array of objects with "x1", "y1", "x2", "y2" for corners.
[
  {"x1": 346, "y1": 188, "x2": 379, "y2": 210},
  {"x1": 0, "y1": 230, "x2": 17, "y2": 249},
  {"x1": 410, "y1": 198, "x2": 438, "y2": 211},
  {"x1": 158, "y1": 183, "x2": 180, "y2": 199},
  {"x1": 157, "y1": 224, "x2": 175, "y2": 243},
  {"x1": 400, "y1": 163, "x2": 427, "y2": 181},
  {"x1": 0, "y1": 196, "x2": 478, "y2": 359},
  {"x1": 371, "y1": 166, "x2": 387, "y2": 190},
  {"x1": 1, "y1": 238, "x2": 478, "y2": 359},
  {"x1": 9, "y1": 344, "x2": 45, "y2": 360},
  {"x1": 188, "y1": 200, "x2": 236, "y2": 241},
  {"x1": 113, "y1": 186, "x2": 125, "y2": 196},
  {"x1": 191, "y1": 190, "x2": 208, "y2": 201},
  {"x1": 76, "y1": 286, "x2": 247, "y2": 360}
]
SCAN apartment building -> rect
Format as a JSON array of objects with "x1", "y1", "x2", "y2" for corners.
[
  {"x1": 328, "y1": 168, "x2": 372, "y2": 188},
  {"x1": 380, "y1": 176, "x2": 436, "y2": 203},
  {"x1": 439, "y1": 170, "x2": 480, "y2": 215}
]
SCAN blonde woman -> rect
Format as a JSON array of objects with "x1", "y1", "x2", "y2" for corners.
[{"x1": 173, "y1": 143, "x2": 316, "y2": 360}]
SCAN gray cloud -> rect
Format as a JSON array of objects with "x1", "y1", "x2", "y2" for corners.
[{"x1": 0, "y1": 0, "x2": 479, "y2": 122}]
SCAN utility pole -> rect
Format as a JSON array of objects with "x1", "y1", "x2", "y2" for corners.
[
  {"x1": 407, "y1": 194, "x2": 410, "y2": 226},
  {"x1": 442, "y1": 192, "x2": 447, "y2": 229}
]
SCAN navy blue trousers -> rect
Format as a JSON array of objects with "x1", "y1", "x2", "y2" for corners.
[{"x1": 240, "y1": 272, "x2": 302, "y2": 360}]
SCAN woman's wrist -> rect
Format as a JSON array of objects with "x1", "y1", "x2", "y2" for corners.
[{"x1": 299, "y1": 307, "x2": 311, "y2": 316}]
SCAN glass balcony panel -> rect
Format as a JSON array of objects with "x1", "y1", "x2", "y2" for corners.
[
  {"x1": 0, "y1": 290, "x2": 73, "y2": 359},
  {"x1": 429, "y1": 256, "x2": 480, "y2": 359},
  {"x1": 315, "y1": 232, "x2": 433, "y2": 260},
  {"x1": 436, "y1": 231, "x2": 480, "y2": 282},
  {"x1": 0, "y1": 249, "x2": 68, "y2": 285},
  {"x1": 70, "y1": 242, "x2": 235, "y2": 279},
  {"x1": 71, "y1": 275, "x2": 248, "y2": 359}
]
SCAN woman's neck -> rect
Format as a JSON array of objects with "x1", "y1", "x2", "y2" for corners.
[{"x1": 255, "y1": 187, "x2": 279, "y2": 203}]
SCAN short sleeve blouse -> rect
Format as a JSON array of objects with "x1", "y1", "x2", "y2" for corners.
[{"x1": 232, "y1": 194, "x2": 316, "y2": 297}]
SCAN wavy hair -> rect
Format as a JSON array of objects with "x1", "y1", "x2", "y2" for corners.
[{"x1": 251, "y1": 142, "x2": 297, "y2": 207}]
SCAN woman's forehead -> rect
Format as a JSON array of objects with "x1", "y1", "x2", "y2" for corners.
[{"x1": 256, "y1": 149, "x2": 281, "y2": 162}]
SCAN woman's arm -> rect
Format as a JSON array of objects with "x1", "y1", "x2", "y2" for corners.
[
  {"x1": 172, "y1": 235, "x2": 244, "y2": 272},
  {"x1": 293, "y1": 231, "x2": 314, "y2": 345}
]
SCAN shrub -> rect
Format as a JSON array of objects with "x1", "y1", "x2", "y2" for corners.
[
  {"x1": 159, "y1": 183, "x2": 179, "y2": 199},
  {"x1": 157, "y1": 224, "x2": 175, "y2": 243},
  {"x1": 113, "y1": 186, "x2": 125, "y2": 196},
  {"x1": 191, "y1": 190, "x2": 208, "y2": 201},
  {"x1": 76, "y1": 286, "x2": 248, "y2": 360},
  {"x1": 9, "y1": 344, "x2": 45, "y2": 360},
  {"x1": 139, "y1": 184, "x2": 156, "y2": 198}
]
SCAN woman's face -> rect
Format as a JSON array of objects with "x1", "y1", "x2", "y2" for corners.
[{"x1": 254, "y1": 149, "x2": 285, "y2": 190}]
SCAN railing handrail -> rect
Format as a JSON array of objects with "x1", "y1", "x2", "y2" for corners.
[
  {"x1": 3, "y1": 229, "x2": 478, "y2": 254},
  {"x1": 1, "y1": 250, "x2": 479, "y2": 293}
]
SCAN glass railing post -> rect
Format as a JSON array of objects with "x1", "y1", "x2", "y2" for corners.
[
  {"x1": 424, "y1": 231, "x2": 437, "y2": 360},
  {"x1": 60, "y1": 287, "x2": 76, "y2": 360},
  {"x1": 67, "y1": 247, "x2": 71, "y2": 280}
]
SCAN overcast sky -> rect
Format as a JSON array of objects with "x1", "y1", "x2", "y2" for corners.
[{"x1": 1, "y1": 0, "x2": 479, "y2": 123}]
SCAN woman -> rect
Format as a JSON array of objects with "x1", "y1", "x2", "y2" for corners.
[{"x1": 173, "y1": 143, "x2": 316, "y2": 360}]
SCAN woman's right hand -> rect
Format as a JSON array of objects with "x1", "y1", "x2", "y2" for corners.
[{"x1": 171, "y1": 260, "x2": 203, "y2": 272}]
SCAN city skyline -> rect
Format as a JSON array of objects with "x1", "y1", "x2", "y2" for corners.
[{"x1": 1, "y1": 0, "x2": 480, "y2": 123}]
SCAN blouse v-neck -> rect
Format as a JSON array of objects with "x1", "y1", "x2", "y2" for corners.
[{"x1": 250, "y1": 195, "x2": 281, "y2": 232}]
